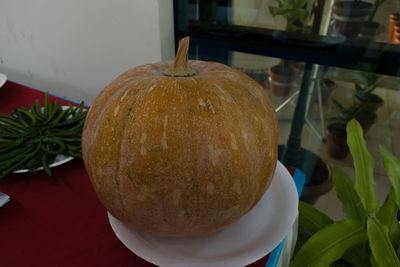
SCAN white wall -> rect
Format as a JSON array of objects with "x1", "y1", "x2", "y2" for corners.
[{"x1": 0, "y1": 0, "x2": 174, "y2": 105}]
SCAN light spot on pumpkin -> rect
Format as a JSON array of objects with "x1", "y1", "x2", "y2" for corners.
[
  {"x1": 161, "y1": 115, "x2": 168, "y2": 149},
  {"x1": 140, "y1": 133, "x2": 147, "y2": 144},
  {"x1": 198, "y1": 98, "x2": 206, "y2": 109},
  {"x1": 172, "y1": 189, "x2": 181, "y2": 206},
  {"x1": 176, "y1": 209, "x2": 185, "y2": 224},
  {"x1": 223, "y1": 205, "x2": 239, "y2": 219},
  {"x1": 232, "y1": 179, "x2": 241, "y2": 194},
  {"x1": 242, "y1": 129, "x2": 249, "y2": 151},
  {"x1": 230, "y1": 132, "x2": 238, "y2": 150},
  {"x1": 148, "y1": 84, "x2": 157, "y2": 92},
  {"x1": 140, "y1": 133, "x2": 147, "y2": 155},
  {"x1": 120, "y1": 90, "x2": 130, "y2": 101},
  {"x1": 207, "y1": 182, "x2": 216, "y2": 195},
  {"x1": 208, "y1": 145, "x2": 223, "y2": 167},
  {"x1": 113, "y1": 105, "x2": 120, "y2": 117}
]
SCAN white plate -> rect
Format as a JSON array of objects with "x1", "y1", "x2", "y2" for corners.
[
  {"x1": 108, "y1": 161, "x2": 299, "y2": 267},
  {"x1": 13, "y1": 154, "x2": 73, "y2": 173},
  {"x1": 13, "y1": 105, "x2": 75, "y2": 173},
  {"x1": 0, "y1": 73, "x2": 7, "y2": 88}
]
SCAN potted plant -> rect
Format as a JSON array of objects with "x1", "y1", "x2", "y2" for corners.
[
  {"x1": 326, "y1": 98, "x2": 364, "y2": 159},
  {"x1": 268, "y1": 0, "x2": 309, "y2": 96},
  {"x1": 360, "y1": 0, "x2": 388, "y2": 38},
  {"x1": 354, "y1": 71, "x2": 383, "y2": 113},
  {"x1": 332, "y1": 0, "x2": 374, "y2": 39},
  {"x1": 291, "y1": 119, "x2": 400, "y2": 266}
]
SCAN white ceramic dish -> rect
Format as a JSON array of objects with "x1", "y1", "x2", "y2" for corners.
[
  {"x1": 13, "y1": 154, "x2": 73, "y2": 173},
  {"x1": 108, "y1": 161, "x2": 299, "y2": 267},
  {"x1": 0, "y1": 73, "x2": 7, "y2": 88}
]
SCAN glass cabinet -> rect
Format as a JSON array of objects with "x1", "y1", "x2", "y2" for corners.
[{"x1": 174, "y1": 0, "x2": 400, "y2": 216}]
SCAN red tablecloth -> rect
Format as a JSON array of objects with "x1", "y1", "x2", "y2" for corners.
[{"x1": 0, "y1": 81, "x2": 278, "y2": 267}]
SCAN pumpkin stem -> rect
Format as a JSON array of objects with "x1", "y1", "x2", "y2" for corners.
[{"x1": 164, "y1": 36, "x2": 196, "y2": 77}]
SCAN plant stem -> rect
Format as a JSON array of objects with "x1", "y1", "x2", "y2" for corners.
[{"x1": 164, "y1": 36, "x2": 196, "y2": 77}]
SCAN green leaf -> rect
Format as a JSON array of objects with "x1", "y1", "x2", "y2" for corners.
[
  {"x1": 298, "y1": 201, "x2": 333, "y2": 234},
  {"x1": 367, "y1": 217, "x2": 400, "y2": 267},
  {"x1": 268, "y1": 6, "x2": 281, "y2": 17},
  {"x1": 370, "y1": 254, "x2": 379, "y2": 267},
  {"x1": 294, "y1": 0, "x2": 308, "y2": 8},
  {"x1": 293, "y1": 8, "x2": 309, "y2": 24},
  {"x1": 380, "y1": 145, "x2": 400, "y2": 209},
  {"x1": 346, "y1": 119, "x2": 378, "y2": 214},
  {"x1": 342, "y1": 244, "x2": 370, "y2": 267},
  {"x1": 293, "y1": 230, "x2": 311, "y2": 258},
  {"x1": 377, "y1": 189, "x2": 400, "y2": 244},
  {"x1": 290, "y1": 219, "x2": 367, "y2": 267},
  {"x1": 333, "y1": 166, "x2": 366, "y2": 221}
]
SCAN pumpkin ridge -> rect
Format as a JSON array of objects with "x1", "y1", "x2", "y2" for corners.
[{"x1": 113, "y1": 90, "x2": 146, "y2": 217}]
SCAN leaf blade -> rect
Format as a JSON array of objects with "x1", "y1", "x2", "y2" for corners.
[
  {"x1": 380, "y1": 145, "x2": 400, "y2": 209},
  {"x1": 290, "y1": 219, "x2": 367, "y2": 267},
  {"x1": 346, "y1": 119, "x2": 378, "y2": 214},
  {"x1": 367, "y1": 217, "x2": 400, "y2": 267},
  {"x1": 333, "y1": 166, "x2": 366, "y2": 221},
  {"x1": 298, "y1": 201, "x2": 333, "y2": 234},
  {"x1": 377, "y1": 189, "x2": 400, "y2": 244}
]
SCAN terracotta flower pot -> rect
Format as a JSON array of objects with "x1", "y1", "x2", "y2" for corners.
[
  {"x1": 332, "y1": 1, "x2": 373, "y2": 38},
  {"x1": 278, "y1": 145, "x2": 333, "y2": 204},
  {"x1": 394, "y1": 36, "x2": 400, "y2": 44},
  {"x1": 355, "y1": 93, "x2": 383, "y2": 113},
  {"x1": 326, "y1": 123, "x2": 349, "y2": 159},
  {"x1": 268, "y1": 65, "x2": 297, "y2": 97},
  {"x1": 360, "y1": 21, "x2": 380, "y2": 38},
  {"x1": 389, "y1": 13, "x2": 400, "y2": 40},
  {"x1": 357, "y1": 112, "x2": 377, "y2": 133}
]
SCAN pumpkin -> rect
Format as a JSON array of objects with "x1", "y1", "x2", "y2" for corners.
[{"x1": 82, "y1": 37, "x2": 278, "y2": 237}]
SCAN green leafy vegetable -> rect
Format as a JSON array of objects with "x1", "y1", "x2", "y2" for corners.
[
  {"x1": 346, "y1": 120, "x2": 378, "y2": 214},
  {"x1": 367, "y1": 217, "x2": 400, "y2": 267},
  {"x1": 0, "y1": 94, "x2": 87, "y2": 178},
  {"x1": 290, "y1": 219, "x2": 367, "y2": 267}
]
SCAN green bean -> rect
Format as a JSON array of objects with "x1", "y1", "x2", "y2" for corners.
[
  {"x1": 0, "y1": 93, "x2": 87, "y2": 178},
  {"x1": 44, "y1": 93, "x2": 49, "y2": 117},
  {"x1": 40, "y1": 138, "x2": 66, "y2": 155},
  {"x1": 41, "y1": 153, "x2": 51, "y2": 176},
  {"x1": 16, "y1": 107, "x2": 37, "y2": 125},
  {"x1": 0, "y1": 145, "x2": 32, "y2": 161},
  {"x1": 51, "y1": 108, "x2": 68, "y2": 125},
  {"x1": 0, "y1": 145, "x2": 40, "y2": 179},
  {"x1": 34, "y1": 100, "x2": 46, "y2": 122},
  {"x1": 0, "y1": 144, "x2": 37, "y2": 172}
]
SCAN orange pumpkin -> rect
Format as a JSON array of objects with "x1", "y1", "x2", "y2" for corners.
[{"x1": 82, "y1": 37, "x2": 278, "y2": 237}]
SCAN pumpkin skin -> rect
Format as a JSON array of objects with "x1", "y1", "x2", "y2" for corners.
[{"x1": 82, "y1": 58, "x2": 278, "y2": 237}]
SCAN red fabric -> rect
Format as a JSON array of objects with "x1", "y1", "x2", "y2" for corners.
[{"x1": 0, "y1": 81, "x2": 274, "y2": 267}]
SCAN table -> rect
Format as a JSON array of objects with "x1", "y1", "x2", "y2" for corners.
[{"x1": 0, "y1": 81, "x2": 301, "y2": 267}]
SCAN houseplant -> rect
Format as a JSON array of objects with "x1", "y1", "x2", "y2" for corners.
[
  {"x1": 291, "y1": 119, "x2": 400, "y2": 266},
  {"x1": 332, "y1": 0, "x2": 373, "y2": 38},
  {"x1": 354, "y1": 71, "x2": 383, "y2": 113},
  {"x1": 268, "y1": 0, "x2": 309, "y2": 96},
  {"x1": 360, "y1": 0, "x2": 388, "y2": 38},
  {"x1": 325, "y1": 98, "x2": 368, "y2": 159}
]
